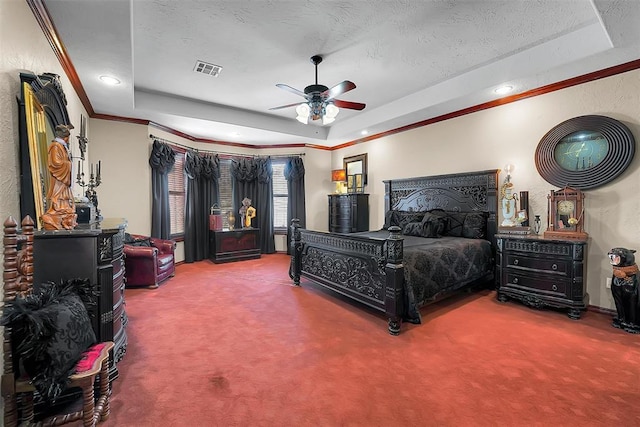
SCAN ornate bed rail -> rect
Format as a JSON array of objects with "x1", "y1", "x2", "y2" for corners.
[{"x1": 289, "y1": 219, "x2": 405, "y2": 335}]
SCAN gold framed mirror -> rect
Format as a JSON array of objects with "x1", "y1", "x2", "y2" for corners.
[
  {"x1": 19, "y1": 73, "x2": 72, "y2": 229},
  {"x1": 23, "y1": 83, "x2": 53, "y2": 229}
]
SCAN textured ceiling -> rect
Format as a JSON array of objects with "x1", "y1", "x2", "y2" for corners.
[{"x1": 43, "y1": 0, "x2": 640, "y2": 147}]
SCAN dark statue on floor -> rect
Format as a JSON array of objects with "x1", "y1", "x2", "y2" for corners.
[{"x1": 608, "y1": 247, "x2": 640, "y2": 334}]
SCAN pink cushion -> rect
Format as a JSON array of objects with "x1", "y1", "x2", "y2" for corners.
[{"x1": 75, "y1": 342, "x2": 108, "y2": 372}]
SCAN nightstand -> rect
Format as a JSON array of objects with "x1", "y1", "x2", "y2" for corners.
[{"x1": 495, "y1": 233, "x2": 588, "y2": 319}]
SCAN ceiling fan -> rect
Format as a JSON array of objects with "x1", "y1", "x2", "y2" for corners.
[{"x1": 270, "y1": 55, "x2": 366, "y2": 124}]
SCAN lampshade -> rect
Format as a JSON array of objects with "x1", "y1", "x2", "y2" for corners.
[
  {"x1": 295, "y1": 101, "x2": 340, "y2": 125},
  {"x1": 331, "y1": 169, "x2": 347, "y2": 182},
  {"x1": 296, "y1": 103, "x2": 310, "y2": 124}
]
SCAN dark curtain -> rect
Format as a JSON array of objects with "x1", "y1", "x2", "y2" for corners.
[
  {"x1": 231, "y1": 157, "x2": 275, "y2": 253},
  {"x1": 184, "y1": 152, "x2": 220, "y2": 263},
  {"x1": 284, "y1": 157, "x2": 306, "y2": 254},
  {"x1": 149, "y1": 140, "x2": 175, "y2": 239}
]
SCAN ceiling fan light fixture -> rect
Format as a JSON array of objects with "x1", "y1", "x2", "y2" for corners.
[
  {"x1": 296, "y1": 103, "x2": 310, "y2": 124},
  {"x1": 325, "y1": 103, "x2": 339, "y2": 118}
]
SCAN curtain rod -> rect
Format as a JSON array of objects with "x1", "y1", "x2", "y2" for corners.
[{"x1": 148, "y1": 134, "x2": 305, "y2": 158}]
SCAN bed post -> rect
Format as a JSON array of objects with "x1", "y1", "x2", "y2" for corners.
[
  {"x1": 289, "y1": 218, "x2": 302, "y2": 286},
  {"x1": 385, "y1": 226, "x2": 404, "y2": 335}
]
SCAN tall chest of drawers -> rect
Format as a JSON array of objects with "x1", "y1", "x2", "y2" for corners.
[
  {"x1": 328, "y1": 194, "x2": 369, "y2": 233},
  {"x1": 495, "y1": 234, "x2": 588, "y2": 319},
  {"x1": 34, "y1": 218, "x2": 128, "y2": 380}
]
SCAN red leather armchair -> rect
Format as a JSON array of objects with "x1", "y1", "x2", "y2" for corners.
[{"x1": 124, "y1": 234, "x2": 176, "y2": 289}]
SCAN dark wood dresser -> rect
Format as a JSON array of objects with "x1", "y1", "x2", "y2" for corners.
[
  {"x1": 495, "y1": 233, "x2": 588, "y2": 319},
  {"x1": 209, "y1": 228, "x2": 261, "y2": 263},
  {"x1": 33, "y1": 218, "x2": 128, "y2": 380},
  {"x1": 328, "y1": 194, "x2": 369, "y2": 233}
]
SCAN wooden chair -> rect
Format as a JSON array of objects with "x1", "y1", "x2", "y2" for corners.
[{"x1": 2, "y1": 216, "x2": 113, "y2": 427}]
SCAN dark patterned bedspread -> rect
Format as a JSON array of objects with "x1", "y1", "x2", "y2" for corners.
[{"x1": 356, "y1": 231, "x2": 493, "y2": 323}]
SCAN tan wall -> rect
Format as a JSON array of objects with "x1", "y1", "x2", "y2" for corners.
[
  {"x1": 88, "y1": 122, "x2": 332, "y2": 261},
  {"x1": 0, "y1": 0, "x2": 90, "y2": 225},
  {"x1": 332, "y1": 69, "x2": 640, "y2": 311}
]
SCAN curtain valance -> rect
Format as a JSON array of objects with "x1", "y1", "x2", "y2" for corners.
[{"x1": 148, "y1": 140, "x2": 175, "y2": 174}]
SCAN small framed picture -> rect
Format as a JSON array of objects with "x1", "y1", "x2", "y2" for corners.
[
  {"x1": 347, "y1": 175, "x2": 355, "y2": 193},
  {"x1": 516, "y1": 209, "x2": 528, "y2": 224},
  {"x1": 355, "y1": 174, "x2": 363, "y2": 192}
]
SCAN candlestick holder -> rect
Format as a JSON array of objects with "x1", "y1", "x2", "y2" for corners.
[{"x1": 76, "y1": 159, "x2": 103, "y2": 221}]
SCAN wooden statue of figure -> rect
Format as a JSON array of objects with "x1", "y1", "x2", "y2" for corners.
[
  {"x1": 608, "y1": 247, "x2": 640, "y2": 334},
  {"x1": 41, "y1": 124, "x2": 77, "y2": 230}
]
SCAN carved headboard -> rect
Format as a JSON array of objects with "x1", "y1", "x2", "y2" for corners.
[{"x1": 383, "y1": 169, "x2": 500, "y2": 246}]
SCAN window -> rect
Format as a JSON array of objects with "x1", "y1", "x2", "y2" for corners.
[
  {"x1": 218, "y1": 159, "x2": 233, "y2": 228},
  {"x1": 272, "y1": 159, "x2": 288, "y2": 229},
  {"x1": 168, "y1": 152, "x2": 185, "y2": 237}
]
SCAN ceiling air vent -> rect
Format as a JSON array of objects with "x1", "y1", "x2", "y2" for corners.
[{"x1": 194, "y1": 60, "x2": 222, "y2": 77}]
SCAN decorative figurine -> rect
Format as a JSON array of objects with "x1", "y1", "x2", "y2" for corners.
[
  {"x1": 239, "y1": 197, "x2": 256, "y2": 228},
  {"x1": 500, "y1": 165, "x2": 518, "y2": 227},
  {"x1": 41, "y1": 124, "x2": 77, "y2": 230},
  {"x1": 608, "y1": 247, "x2": 640, "y2": 334}
]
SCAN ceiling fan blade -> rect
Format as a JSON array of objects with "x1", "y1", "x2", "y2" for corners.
[
  {"x1": 269, "y1": 102, "x2": 303, "y2": 111},
  {"x1": 333, "y1": 99, "x2": 366, "y2": 111},
  {"x1": 323, "y1": 80, "x2": 356, "y2": 100},
  {"x1": 275, "y1": 84, "x2": 308, "y2": 99}
]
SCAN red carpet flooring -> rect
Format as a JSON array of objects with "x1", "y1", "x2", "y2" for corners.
[{"x1": 104, "y1": 254, "x2": 640, "y2": 426}]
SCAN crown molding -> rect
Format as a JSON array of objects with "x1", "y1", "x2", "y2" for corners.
[{"x1": 28, "y1": 0, "x2": 640, "y2": 152}]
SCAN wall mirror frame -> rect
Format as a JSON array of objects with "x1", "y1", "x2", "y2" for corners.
[
  {"x1": 343, "y1": 153, "x2": 368, "y2": 188},
  {"x1": 534, "y1": 115, "x2": 635, "y2": 190},
  {"x1": 19, "y1": 73, "x2": 72, "y2": 229}
]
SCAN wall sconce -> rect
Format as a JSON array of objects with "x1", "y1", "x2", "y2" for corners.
[{"x1": 331, "y1": 169, "x2": 347, "y2": 193}]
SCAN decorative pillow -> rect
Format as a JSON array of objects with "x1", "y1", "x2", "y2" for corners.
[
  {"x1": 402, "y1": 221, "x2": 424, "y2": 237},
  {"x1": 444, "y1": 212, "x2": 467, "y2": 237},
  {"x1": 125, "y1": 233, "x2": 152, "y2": 247},
  {"x1": 420, "y1": 212, "x2": 446, "y2": 237},
  {"x1": 462, "y1": 212, "x2": 488, "y2": 239},
  {"x1": 0, "y1": 279, "x2": 97, "y2": 403},
  {"x1": 384, "y1": 210, "x2": 425, "y2": 230}
]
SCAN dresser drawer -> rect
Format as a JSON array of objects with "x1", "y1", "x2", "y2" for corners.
[
  {"x1": 505, "y1": 254, "x2": 570, "y2": 275},
  {"x1": 503, "y1": 270, "x2": 569, "y2": 297}
]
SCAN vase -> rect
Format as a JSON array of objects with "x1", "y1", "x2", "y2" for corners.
[
  {"x1": 533, "y1": 215, "x2": 541, "y2": 234},
  {"x1": 228, "y1": 212, "x2": 236, "y2": 230}
]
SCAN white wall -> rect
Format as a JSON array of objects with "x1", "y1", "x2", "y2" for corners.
[{"x1": 333, "y1": 69, "x2": 640, "y2": 310}]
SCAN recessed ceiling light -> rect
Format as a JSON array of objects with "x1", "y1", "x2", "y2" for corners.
[
  {"x1": 494, "y1": 85, "x2": 513, "y2": 95},
  {"x1": 229, "y1": 132, "x2": 241, "y2": 137},
  {"x1": 361, "y1": 130, "x2": 369, "y2": 135},
  {"x1": 99, "y1": 75, "x2": 121, "y2": 85}
]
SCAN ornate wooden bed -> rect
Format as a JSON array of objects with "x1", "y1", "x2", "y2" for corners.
[{"x1": 289, "y1": 169, "x2": 499, "y2": 335}]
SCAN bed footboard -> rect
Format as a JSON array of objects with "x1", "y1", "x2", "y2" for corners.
[{"x1": 289, "y1": 219, "x2": 405, "y2": 335}]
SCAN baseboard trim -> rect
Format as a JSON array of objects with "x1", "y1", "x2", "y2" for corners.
[{"x1": 588, "y1": 305, "x2": 615, "y2": 315}]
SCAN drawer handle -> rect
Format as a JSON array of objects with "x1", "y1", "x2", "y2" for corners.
[
  {"x1": 512, "y1": 278, "x2": 519, "y2": 284},
  {"x1": 551, "y1": 264, "x2": 558, "y2": 271},
  {"x1": 513, "y1": 259, "x2": 519, "y2": 265},
  {"x1": 552, "y1": 284, "x2": 558, "y2": 291}
]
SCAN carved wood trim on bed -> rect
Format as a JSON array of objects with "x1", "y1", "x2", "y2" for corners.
[
  {"x1": 290, "y1": 169, "x2": 499, "y2": 335},
  {"x1": 384, "y1": 169, "x2": 499, "y2": 248}
]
